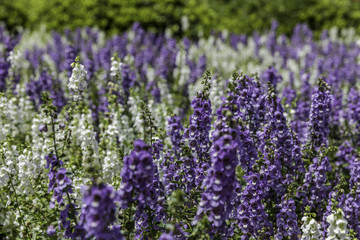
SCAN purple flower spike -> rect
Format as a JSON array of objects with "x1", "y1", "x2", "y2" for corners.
[
  {"x1": 47, "y1": 225, "x2": 56, "y2": 236},
  {"x1": 80, "y1": 184, "x2": 123, "y2": 239},
  {"x1": 307, "y1": 79, "x2": 332, "y2": 149}
]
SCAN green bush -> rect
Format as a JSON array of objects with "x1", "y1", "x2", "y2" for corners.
[{"x1": 1, "y1": 0, "x2": 360, "y2": 37}]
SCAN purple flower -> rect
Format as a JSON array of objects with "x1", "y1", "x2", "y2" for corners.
[
  {"x1": 80, "y1": 184, "x2": 123, "y2": 239},
  {"x1": 258, "y1": 85, "x2": 302, "y2": 194},
  {"x1": 297, "y1": 153, "x2": 332, "y2": 217},
  {"x1": 275, "y1": 197, "x2": 300, "y2": 239},
  {"x1": 47, "y1": 225, "x2": 56, "y2": 236},
  {"x1": 292, "y1": 73, "x2": 312, "y2": 142},
  {"x1": 65, "y1": 45, "x2": 77, "y2": 77},
  {"x1": 343, "y1": 158, "x2": 360, "y2": 237},
  {"x1": 235, "y1": 74, "x2": 267, "y2": 135},
  {"x1": 45, "y1": 153, "x2": 81, "y2": 238},
  {"x1": 56, "y1": 168, "x2": 72, "y2": 190},
  {"x1": 195, "y1": 92, "x2": 241, "y2": 235},
  {"x1": 237, "y1": 172, "x2": 273, "y2": 239},
  {"x1": 39, "y1": 124, "x2": 48, "y2": 132},
  {"x1": 266, "y1": 20, "x2": 279, "y2": 55},
  {"x1": 346, "y1": 88, "x2": 360, "y2": 146},
  {"x1": 167, "y1": 115, "x2": 184, "y2": 157},
  {"x1": 26, "y1": 71, "x2": 65, "y2": 111},
  {"x1": 120, "y1": 63, "x2": 136, "y2": 100},
  {"x1": 261, "y1": 66, "x2": 282, "y2": 92},
  {"x1": 184, "y1": 94, "x2": 212, "y2": 161},
  {"x1": 0, "y1": 56, "x2": 9, "y2": 92},
  {"x1": 307, "y1": 79, "x2": 332, "y2": 149},
  {"x1": 119, "y1": 140, "x2": 164, "y2": 238},
  {"x1": 159, "y1": 233, "x2": 174, "y2": 240}
]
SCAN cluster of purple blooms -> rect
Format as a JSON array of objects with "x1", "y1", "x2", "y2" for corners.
[
  {"x1": 80, "y1": 184, "x2": 122, "y2": 239},
  {"x1": 45, "y1": 154, "x2": 82, "y2": 239},
  {"x1": 195, "y1": 92, "x2": 241, "y2": 234},
  {"x1": 119, "y1": 140, "x2": 164, "y2": 239},
  {"x1": 45, "y1": 154, "x2": 72, "y2": 209},
  {"x1": 2, "y1": 21, "x2": 360, "y2": 239}
]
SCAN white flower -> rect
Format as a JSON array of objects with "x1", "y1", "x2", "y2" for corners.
[
  {"x1": 325, "y1": 209, "x2": 351, "y2": 240},
  {"x1": 301, "y1": 216, "x2": 322, "y2": 240},
  {"x1": 68, "y1": 63, "x2": 88, "y2": 101},
  {"x1": 7, "y1": 50, "x2": 22, "y2": 69},
  {"x1": 110, "y1": 56, "x2": 122, "y2": 78}
]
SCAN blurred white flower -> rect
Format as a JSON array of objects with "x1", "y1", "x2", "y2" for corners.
[{"x1": 68, "y1": 62, "x2": 87, "y2": 101}]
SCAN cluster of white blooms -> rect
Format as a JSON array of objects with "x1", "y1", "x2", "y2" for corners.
[
  {"x1": 110, "y1": 55, "x2": 123, "y2": 78},
  {"x1": 301, "y1": 215, "x2": 322, "y2": 240},
  {"x1": 325, "y1": 209, "x2": 351, "y2": 240},
  {"x1": 17, "y1": 149, "x2": 41, "y2": 194},
  {"x1": 174, "y1": 48, "x2": 190, "y2": 88},
  {"x1": 70, "y1": 112, "x2": 98, "y2": 159},
  {"x1": 0, "y1": 142, "x2": 19, "y2": 188},
  {"x1": 115, "y1": 112, "x2": 134, "y2": 149},
  {"x1": 209, "y1": 77, "x2": 224, "y2": 114},
  {"x1": 101, "y1": 112, "x2": 122, "y2": 181},
  {"x1": 0, "y1": 95, "x2": 11, "y2": 141},
  {"x1": 7, "y1": 50, "x2": 22, "y2": 71},
  {"x1": 128, "y1": 95, "x2": 145, "y2": 137},
  {"x1": 68, "y1": 62, "x2": 88, "y2": 101},
  {"x1": 0, "y1": 91, "x2": 34, "y2": 141},
  {"x1": 30, "y1": 114, "x2": 53, "y2": 162},
  {"x1": 102, "y1": 148, "x2": 121, "y2": 181}
]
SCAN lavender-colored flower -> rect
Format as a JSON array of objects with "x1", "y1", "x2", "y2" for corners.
[
  {"x1": 45, "y1": 154, "x2": 81, "y2": 239},
  {"x1": 184, "y1": 92, "x2": 212, "y2": 161},
  {"x1": 297, "y1": 153, "x2": 332, "y2": 217},
  {"x1": 266, "y1": 20, "x2": 278, "y2": 56},
  {"x1": 158, "y1": 223, "x2": 187, "y2": 240},
  {"x1": 65, "y1": 45, "x2": 77, "y2": 77},
  {"x1": 119, "y1": 140, "x2": 155, "y2": 208},
  {"x1": 188, "y1": 54, "x2": 207, "y2": 84},
  {"x1": 307, "y1": 79, "x2": 332, "y2": 149},
  {"x1": 261, "y1": 67, "x2": 282, "y2": 92},
  {"x1": 259, "y1": 84, "x2": 303, "y2": 193},
  {"x1": 195, "y1": 93, "x2": 241, "y2": 235},
  {"x1": 291, "y1": 23, "x2": 313, "y2": 47},
  {"x1": 155, "y1": 38, "x2": 178, "y2": 80},
  {"x1": 159, "y1": 233, "x2": 174, "y2": 240},
  {"x1": 119, "y1": 140, "x2": 164, "y2": 238},
  {"x1": 237, "y1": 127, "x2": 257, "y2": 174},
  {"x1": 167, "y1": 115, "x2": 184, "y2": 157},
  {"x1": 230, "y1": 33, "x2": 247, "y2": 50},
  {"x1": 49, "y1": 32, "x2": 65, "y2": 73},
  {"x1": 0, "y1": 56, "x2": 9, "y2": 92},
  {"x1": 26, "y1": 71, "x2": 52, "y2": 108},
  {"x1": 59, "y1": 203, "x2": 85, "y2": 239},
  {"x1": 292, "y1": 73, "x2": 312, "y2": 142},
  {"x1": 45, "y1": 154, "x2": 63, "y2": 193},
  {"x1": 152, "y1": 139, "x2": 164, "y2": 163},
  {"x1": 39, "y1": 124, "x2": 48, "y2": 132},
  {"x1": 235, "y1": 74, "x2": 267, "y2": 135},
  {"x1": 24, "y1": 46, "x2": 44, "y2": 71},
  {"x1": 346, "y1": 88, "x2": 360, "y2": 146},
  {"x1": 282, "y1": 72, "x2": 297, "y2": 106},
  {"x1": 343, "y1": 158, "x2": 360, "y2": 237},
  {"x1": 237, "y1": 173, "x2": 273, "y2": 239},
  {"x1": 80, "y1": 184, "x2": 123, "y2": 239},
  {"x1": 275, "y1": 197, "x2": 300, "y2": 239},
  {"x1": 120, "y1": 63, "x2": 136, "y2": 100},
  {"x1": 50, "y1": 168, "x2": 73, "y2": 208},
  {"x1": 47, "y1": 225, "x2": 56, "y2": 236}
]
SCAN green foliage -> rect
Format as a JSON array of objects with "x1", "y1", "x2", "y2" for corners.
[{"x1": 2, "y1": 0, "x2": 360, "y2": 37}]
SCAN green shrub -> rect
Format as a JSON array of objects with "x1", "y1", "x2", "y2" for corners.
[{"x1": 1, "y1": 0, "x2": 360, "y2": 37}]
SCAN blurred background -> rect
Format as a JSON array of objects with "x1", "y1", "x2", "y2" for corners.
[{"x1": 1, "y1": 0, "x2": 360, "y2": 37}]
